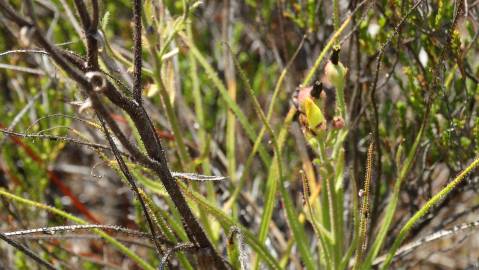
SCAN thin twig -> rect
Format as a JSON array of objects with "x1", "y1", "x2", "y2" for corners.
[
  {"x1": 97, "y1": 113, "x2": 164, "y2": 254},
  {"x1": 0, "y1": 232, "x2": 58, "y2": 270},
  {"x1": 171, "y1": 172, "x2": 228, "y2": 182},
  {"x1": 159, "y1": 243, "x2": 197, "y2": 270},
  {"x1": 14, "y1": 233, "x2": 154, "y2": 249},
  {"x1": 368, "y1": 0, "x2": 426, "y2": 236},
  {"x1": 0, "y1": 90, "x2": 44, "y2": 148},
  {"x1": 4, "y1": 224, "x2": 174, "y2": 245},
  {"x1": 0, "y1": 49, "x2": 48, "y2": 57},
  {"x1": 0, "y1": 63, "x2": 45, "y2": 75},
  {"x1": 6, "y1": 224, "x2": 141, "y2": 238},
  {"x1": 0, "y1": 128, "x2": 132, "y2": 159},
  {"x1": 25, "y1": 113, "x2": 99, "y2": 133}
]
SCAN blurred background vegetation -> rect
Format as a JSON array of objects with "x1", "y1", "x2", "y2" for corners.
[{"x1": 0, "y1": 0, "x2": 479, "y2": 269}]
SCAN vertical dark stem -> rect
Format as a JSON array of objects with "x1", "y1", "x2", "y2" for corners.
[
  {"x1": 73, "y1": 0, "x2": 91, "y2": 30},
  {"x1": 91, "y1": 0, "x2": 99, "y2": 30},
  {"x1": 132, "y1": 0, "x2": 143, "y2": 103},
  {"x1": 368, "y1": 0, "x2": 426, "y2": 243},
  {"x1": 86, "y1": 0, "x2": 99, "y2": 70},
  {"x1": 72, "y1": 0, "x2": 97, "y2": 69},
  {"x1": 369, "y1": 51, "x2": 382, "y2": 230},
  {"x1": 129, "y1": 109, "x2": 229, "y2": 269}
]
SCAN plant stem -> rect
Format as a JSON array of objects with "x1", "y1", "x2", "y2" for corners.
[{"x1": 380, "y1": 157, "x2": 479, "y2": 269}]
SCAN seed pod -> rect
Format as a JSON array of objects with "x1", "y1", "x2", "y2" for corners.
[
  {"x1": 322, "y1": 46, "x2": 348, "y2": 119},
  {"x1": 323, "y1": 59, "x2": 347, "y2": 93},
  {"x1": 332, "y1": 116, "x2": 345, "y2": 129}
]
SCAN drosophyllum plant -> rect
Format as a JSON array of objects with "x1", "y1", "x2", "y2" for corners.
[
  {"x1": 292, "y1": 46, "x2": 353, "y2": 270},
  {"x1": 1, "y1": 0, "x2": 479, "y2": 269},
  {"x1": 292, "y1": 46, "x2": 479, "y2": 270}
]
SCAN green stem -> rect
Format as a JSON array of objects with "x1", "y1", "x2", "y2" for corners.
[
  {"x1": 333, "y1": 0, "x2": 340, "y2": 31},
  {"x1": 336, "y1": 84, "x2": 347, "y2": 120},
  {"x1": 381, "y1": 157, "x2": 479, "y2": 269}
]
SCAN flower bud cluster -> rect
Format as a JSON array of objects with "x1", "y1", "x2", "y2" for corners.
[{"x1": 293, "y1": 47, "x2": 347, "y2": 138}]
